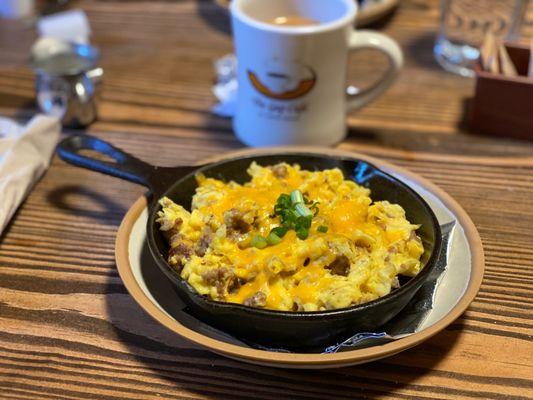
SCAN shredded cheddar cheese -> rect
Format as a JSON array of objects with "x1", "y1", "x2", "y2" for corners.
[{"x1": 156, "y1": 162, "x2": 424, "y2": 311}]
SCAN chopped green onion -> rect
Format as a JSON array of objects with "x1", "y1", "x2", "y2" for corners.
[
  {"x1": 272, "y1": 191, "x2": 320, "y2": 242},
  {"x1": 250, "y1": 235, "x2": 268, "y2": 249},
  {"x1": 295, "y1": 216, "x2": 311, "y2": 230},
  {"x1": 296, "y1": 228, "x2": 309, "y2": 240},
  {"x1": 317, "y1": 225, "x2": 328, "y2": 233},
  {"x1": 276, "y1": 193, "x2": 291, "y2": 208},
  {"x1": 266, "y1": 232, "x2": 282, "y2": 245},
  {"x1": 295, "y1": 203, "x2": 312, "y2": 218},
  {"x1": 290, "y1": 190, "x2": 304, "y2": 205},
  {"x1": 271, "y1": 226, "x2": 288, "y2": 237}
]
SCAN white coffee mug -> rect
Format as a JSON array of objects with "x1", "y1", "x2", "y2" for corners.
[{"x1": 230, "y1": 0, "x2": 403, "y2": 147}]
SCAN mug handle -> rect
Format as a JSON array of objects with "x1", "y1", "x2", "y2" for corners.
[{"x1": 346, "y1": 30, "x2": 403, "y2": 111}]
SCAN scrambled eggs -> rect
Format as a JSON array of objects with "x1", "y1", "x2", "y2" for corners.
[{"x1": 157, "y1": 162, "x2": 424, "y2": 311}]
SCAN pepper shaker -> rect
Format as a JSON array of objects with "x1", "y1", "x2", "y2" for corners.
[{"x1": 29, "y1": 37, "x2": 103, "y2": 127}]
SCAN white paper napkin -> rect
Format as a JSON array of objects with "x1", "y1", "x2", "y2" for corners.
[
  {"x1": 0, "y1": 115, "x2": 60, "y2": 235},
  {"x1": 37, "y1": 9, "x2": 91, "y2": 44}
]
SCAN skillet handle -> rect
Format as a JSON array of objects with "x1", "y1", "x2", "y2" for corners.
[{"x1": 57, "y1": 134, "x2": 157, "y2": 189}]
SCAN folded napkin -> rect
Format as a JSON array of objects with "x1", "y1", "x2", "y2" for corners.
[{"x1": 0, "y1": 115, "x2": 60, "y2": 236}]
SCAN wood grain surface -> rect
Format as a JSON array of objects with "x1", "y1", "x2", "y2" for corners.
[{"x1": 0, "y1": 0, "x2": 532, "y2": 399}]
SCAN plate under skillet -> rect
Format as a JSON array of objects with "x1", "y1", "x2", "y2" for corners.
[{"x1": 115, "y1": 148, "x2": 484, "y2": 368}]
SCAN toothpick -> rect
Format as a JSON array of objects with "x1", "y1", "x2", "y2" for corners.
[
  {"x1": 499, "y1": 44, "x2": 517, "y2": 77},
  {"x1": 480, "y1": 32, "x2": 494, "y2": 71},
  {"x1": 529, "y1": 39, "x2": 533, "y2": 78},
  {"x1": 480, "y1": 31, "x2": 499, "y2": 74}
]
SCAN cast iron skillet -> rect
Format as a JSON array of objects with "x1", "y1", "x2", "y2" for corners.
[{"x1": 57, "y1": 134, "x2": 442, "y2": 350}]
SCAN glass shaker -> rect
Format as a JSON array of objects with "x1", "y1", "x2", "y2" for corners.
[{"x1": 29, "y1": 37, "x2": 103, "y2": 127}]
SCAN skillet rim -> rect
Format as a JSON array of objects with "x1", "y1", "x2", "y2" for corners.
[{"x1": 146, "y1": 151, "x2": 442, "y2": 318}]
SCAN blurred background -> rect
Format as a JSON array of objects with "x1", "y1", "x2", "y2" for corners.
[{"x1": 0, "y1": 0, "x2": 531, "y2": 143}]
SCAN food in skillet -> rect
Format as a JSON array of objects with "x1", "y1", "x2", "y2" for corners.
[{"x1": 156, "y1": 162, "x2": 424, "y2": 311}]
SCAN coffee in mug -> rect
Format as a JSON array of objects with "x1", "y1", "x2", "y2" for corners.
[
  {"x1": 230, "y1": 0, "x2": 403, "y2": 146},
  {"x1": 266, "y1": 15, "x2": 320, "y2": 26}
]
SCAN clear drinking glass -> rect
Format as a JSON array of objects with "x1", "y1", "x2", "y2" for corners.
[{"x1": 434, "y1": 0, "x2": 527, "y2": 77}]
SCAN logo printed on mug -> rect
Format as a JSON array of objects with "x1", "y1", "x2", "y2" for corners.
[{"x1": 248, "y1": 59, "x2": 317, "y2": 100}]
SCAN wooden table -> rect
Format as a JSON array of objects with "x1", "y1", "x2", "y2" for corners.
[{"x1": 1, "y1": 1, "x2": 532, "y2": 399}]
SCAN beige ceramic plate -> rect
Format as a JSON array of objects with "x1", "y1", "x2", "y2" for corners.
[
  {"x1": 115, "y1": 148, "x2": 484, "y2": 368},
  {"x1": 214, "y1": 0, "x2": 399, "y2": 27}
]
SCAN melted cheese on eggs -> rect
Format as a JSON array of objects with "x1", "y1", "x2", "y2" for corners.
[{"x1": 157, "y1": 162, "x2": 424, "y2": 311}]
